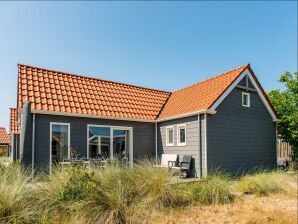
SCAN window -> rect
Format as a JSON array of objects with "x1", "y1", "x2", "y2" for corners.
[
  {"x1": 50, "y1": 123, "x2": 70, "y2": 165},
  {"x1": 177, "y1": 124, "x2": 186, "y2": 146},
  {"x1": 87, "y1": 125, "x2": 132, "y2": 164},
  {"x1": 166, "y1": 126, "x2": 174, "y2": 146},
  {"x1": 88, "y1": 126, "x2": 111, "y2": 158},
  {"x1": 242, "y1": 92, "x2": 250, "y2": 107}
]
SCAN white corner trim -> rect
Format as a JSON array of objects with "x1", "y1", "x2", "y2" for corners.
[
  {"x1": 165, "y1": 126, "x2": 174, "y2": 146},
  {"x1": 210, "y1": 68, "x2": 277, "y2": 121},
  {"x1": 155, "y1": 122, "x2": 158, "y2": 164},
  {"x1": 177, "y1": 124, "x2": 187, "y2": 146},
  {"x1": 204, "y1": 113, "x2": 208, "y2": 177}
]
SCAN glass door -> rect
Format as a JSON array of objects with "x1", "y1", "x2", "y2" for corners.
[
  {"x1": 51, "y1": 123, "x2": 70, "y2": 165},
  {"x1": 112, "y1": 129, "x2": 130, "y2": 163}
]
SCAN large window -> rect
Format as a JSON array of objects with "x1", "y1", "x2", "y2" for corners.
[
  {"x1": 88, "y1": 125, "x2": 132, "y2": 164},
  {"x1": 242, "y1": 92, "x2": 250, "y2": 107},
  {"x1": 166, "y1": 126, "x2": 174, "y2": 146},
  {"x1": 177, "y1": 124, "x2": 186, "y2": 146},
  {"x1": 88, "y1": 126, "x2": 111, "y2": 158},
  {"x1": 50, "y1": 123, "x2": 70, "y2": 164}
]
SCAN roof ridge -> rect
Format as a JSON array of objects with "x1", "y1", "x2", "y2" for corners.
[
  {"x1": 18, "y1": 63, "x2": 171, "y2": 94},
  {"x1": 173, "y1": 64, "x2": 249, "y2": 93}
]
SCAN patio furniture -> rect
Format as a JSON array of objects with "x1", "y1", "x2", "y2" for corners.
[
  {"x1": 154, "y1": 154, "x2": 178, "y2": 168},
  {"x1": 170, "y1": 155, "x2": 192, "y2": 177}
]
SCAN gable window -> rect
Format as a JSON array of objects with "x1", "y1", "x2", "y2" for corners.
[
  {"x1": 166, "y1": 126, "x2": 174, "y2": 146},
  {"x1": 242, "y1": 92, "x2": 250, "y2": 107},
  {"x1": 177, "y1": 124, "x2": 186, "y2": 146}
]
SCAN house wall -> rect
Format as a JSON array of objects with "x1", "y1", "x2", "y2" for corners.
[
  {"x1": 11, "y1": 133, "x2": 20, "y2": 161},
  {"x1": 207, "y1": 87, "x2": 276, "y2": 173},
  {"x1": 157, "y1": 115, "x2": 200, "y2": 177},
  {"x1": 29, "y1": 114, "x2": 155, "y2": 170}
]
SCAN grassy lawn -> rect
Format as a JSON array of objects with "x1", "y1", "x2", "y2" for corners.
[{"x1": 0, "y1": 161, "x2": 297, "y2": 224}]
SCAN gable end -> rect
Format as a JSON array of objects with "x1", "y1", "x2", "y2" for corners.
[{"x1": 210, "y1": 67, "x2": 278, "y2": 121}]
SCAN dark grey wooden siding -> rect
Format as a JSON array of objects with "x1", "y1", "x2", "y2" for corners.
[
  {"x1": 32, "y1": 114, "x2": 155, "y2": 170},
  {"x1": 157, "y1": 116, "x2": 200, "y2": 177},
  {"x1": 207, "y1": 88, "x2": 276, "y2": 174},
  {"x1": 11, "y1": 133, "x2": 20, "y2": 161}
]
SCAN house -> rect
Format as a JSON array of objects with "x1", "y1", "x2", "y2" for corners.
[
  {"x1": 10, "y1": 108, "x2": 21, "y2": 161},
  {"x1": 0, "y1": 127, "x2": 10, "y2": 157},
  {"x1": 15, "y1": 63, "x2": 278, "y2": 177}
]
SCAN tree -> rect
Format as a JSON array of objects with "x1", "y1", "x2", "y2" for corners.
[{"x1": 268, "y1": 71, "x2": 298, "y2": 161}]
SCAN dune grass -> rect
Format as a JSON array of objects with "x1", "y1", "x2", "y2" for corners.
[
  {"x1": 0, "y1": 163, "x2": 35, "y2": 223},
  {"x1": 0, "y1": 160, "x2": 296, "y2": 224},
  {"x1": 233, "y1": 170, "x2": 296, "y2": 196}
]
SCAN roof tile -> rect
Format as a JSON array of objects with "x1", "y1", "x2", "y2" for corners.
[
  {"x1": 158, "y1": 65, "x2": 249, "y2": 119},
  {"x1": 9, "y1": 108, "x2": 20, "y2": 134},
  {"x1": 17, "y1": 63, "x2": 276, "y2": 121}
]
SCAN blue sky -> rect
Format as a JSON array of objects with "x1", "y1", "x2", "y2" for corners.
[{"x1": 0, "y1": 1, "x2": 297, "y2": 130}]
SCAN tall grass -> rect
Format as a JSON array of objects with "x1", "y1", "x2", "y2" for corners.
[
  {"x1": 176, "y1": 172, "x2": 235, "y2": 205},
  {"x1": 233, "y1": 171, "x2": 287, "y2": 196},
  {"x1": 0, "y1": 161, "x2": 296, "y2": 224},
  {"x1": 0, "y1": 163, "x2": 35, "y2": 223}
]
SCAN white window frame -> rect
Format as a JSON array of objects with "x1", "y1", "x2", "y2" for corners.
[
  {"x1": 242, "y1": 92, "x2": 250, "y2": 107},
  {"x1": 165, "y1": 126, "x2": 174, "y2": 146},
  {"x1": 177, "y1": 124, "x2": 187, "y2": 146},
  {"x1": 87, "y1": 124, "x2": 133, "y2": 167},
  {"x1": 49, "y1": 122, "x2": 70, "y2": 172}
]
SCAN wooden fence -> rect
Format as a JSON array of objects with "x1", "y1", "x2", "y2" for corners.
[{"x1": 277, "y1": 139, "x2": 294, "y2": 161}]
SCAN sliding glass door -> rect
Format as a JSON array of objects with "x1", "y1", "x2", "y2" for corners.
[
  {"x1": 50, "y1": 123, "x2": 70, "y2": 165},
  {"x1": 88, "y1": 125, "x2": 133, "y2": 165}
]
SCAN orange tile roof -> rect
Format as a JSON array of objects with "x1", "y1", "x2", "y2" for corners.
[
  {"x1": 17, "y1": 64, "x2": 171, "y2": 121},
  {"x1": 17, "y1": 63, "x2": 276, "y2": 121},
  {"x1": 158, "y1": 65, "x2": 249, "y2": 119},
  {"x1": 10, "y1": 108, "x2": 20, "y2": 133},
  {"x1": 0, "y1": 128, "x2": 10, "y2": 145}
]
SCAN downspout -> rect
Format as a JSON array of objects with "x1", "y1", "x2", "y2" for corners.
[
  {"x1": 204, "y1": 113, "x2": 208, "y2": 177},
  {"x1": 155, "y1": 122, "x2": 158, "y2": 164},
  {"x1": 275, "y1": 122, "x2": 278, "y2": 165},
  {"x1": 31, "y1": 114, "x2": 35, "y2": 178}
]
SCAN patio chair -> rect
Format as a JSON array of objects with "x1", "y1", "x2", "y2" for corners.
[
  {"x1": 154, "y1": 154, "x2": 178, "y2": 168},
  {"x1": 170, "y1": 155, "x2": 192, "y2": 177}
]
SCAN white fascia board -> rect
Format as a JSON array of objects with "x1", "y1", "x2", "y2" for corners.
[
  {"x1": 156, "y1": 109, "x2": 216, "y2": 122},
  {"x1": 210, "y1": 68, "x2": 277, "y2": 121},
  {"x1": 31, "y1": 109, "x2": 156, "y2": 123},
  {"x1": 30, "y1": 108, "x2": 216, "y2": 123}
]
